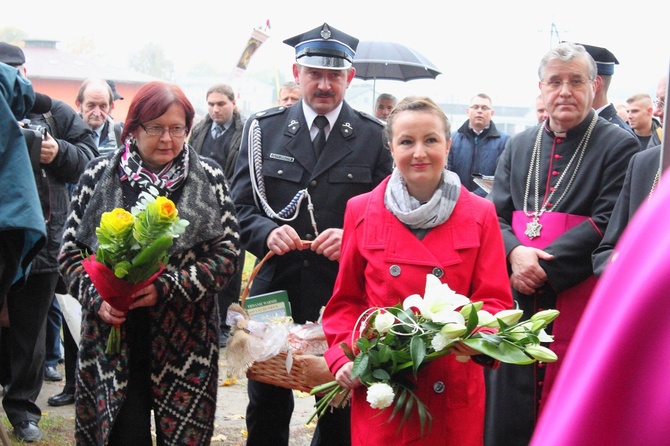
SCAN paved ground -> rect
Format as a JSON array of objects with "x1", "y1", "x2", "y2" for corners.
[{"x1": 17, "y1": 356, "x2": 317, "y2": 445}]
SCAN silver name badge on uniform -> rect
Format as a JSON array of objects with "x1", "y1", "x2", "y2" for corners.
[{"x1": 270, "y1": 153, "x2": 295, "y2": 162}]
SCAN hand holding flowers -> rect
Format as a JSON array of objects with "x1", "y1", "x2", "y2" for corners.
[
  {"x1": 83, "y1": 191, "x2": 189, "y2": 353},
  {"x1": 308, "y1": 274, "x2": 559, "y2": 434}
]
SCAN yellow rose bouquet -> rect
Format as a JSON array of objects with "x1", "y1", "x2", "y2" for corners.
[
  {"x1": 82, "y1": 192, "x2": 189, "y2": 353},
  {"x1": 308, "y1": 274, "x2": 559, "y2": 435}
]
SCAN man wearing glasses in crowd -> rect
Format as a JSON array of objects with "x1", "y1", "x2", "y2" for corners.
[{"x1": 447, "y1": 93, "x2": 510, "y2": 197}]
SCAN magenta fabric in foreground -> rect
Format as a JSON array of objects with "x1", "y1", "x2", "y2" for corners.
[{"x1": 531, "y1": 175, "x2": 670, "y2": 445}]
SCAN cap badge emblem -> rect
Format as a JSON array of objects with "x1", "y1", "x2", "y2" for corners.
[{"x1": 321, "y1": 24, "x2": 331, "y2": 40}]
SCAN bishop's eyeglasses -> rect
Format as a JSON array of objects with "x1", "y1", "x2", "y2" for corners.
[{"x1": 541, "y1": 78, "x2": 592, "y2": 92}]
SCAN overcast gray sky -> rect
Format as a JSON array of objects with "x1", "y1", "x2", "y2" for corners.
[{"x1": 3, "y1": 0, "x2": 667, "y2": 107}]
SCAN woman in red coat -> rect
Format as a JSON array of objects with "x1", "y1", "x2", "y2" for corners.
[{"x1": 322, "y1": 97, "x2": 513, "y2": 445}]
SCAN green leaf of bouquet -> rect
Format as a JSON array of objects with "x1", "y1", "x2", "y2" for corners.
[
  {"x1": 113, "y1": 261, "x2": 132, "y2": 279},
  {"x1": 396, "y1": 308, "x2": 415, "y2": 326},
  {"x1": 368, "y1": 349, "x2": 380, "y2": 367},
  {"x1": 415, "y1": 393, "x2": 433, "y2": 436},
  {"x1": 392, "y1": 348, "x2": 412, "y2": 365},
  {"x1": 378, "y1": 344, "x2": 392, "y2": 363},
  {"x1": 465, "y1": 304, "x2": 479, "y2": 334},
  {"x1": 477, "y1": 331, "x2": 502, "y2": 344},
  {"x1": 131, "y1": 235, "x2": 173, "y2": 267},
  {"x1": 126, "y1": 260, "x2": 163, "y2": 284},
  {"x1": 95, "y1": 247, "x2": 109, "y2": 265},
  {"x1": 463, "y1": 338, "x2": 536, "y2": 365},
  {"x1": 497, "y1": 318, "x2": 510, "y2": 330},
  {"x1": 352, "y1": 353, "x2": 370, "y2": 379},
  {"x1": 371, "y1": 368, "x2": 390, "y2": 381},
  {"x1": 357, "y1": 337, "x2": 370, "y2": 352},
  {"x1": 402, "y1": 390, "x2": 415, "y2": 427},
  {"x1": 410, "y1": 336, "x2": 426, "y2": 376},
  {"x1": 390, "y1": 387, "x2": 408, "y2": 420},
  {"x1": 382, "y1": 331, "x2": 396, "y2": 345}
]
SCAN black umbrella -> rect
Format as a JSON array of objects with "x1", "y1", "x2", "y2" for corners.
[{"x1": 353, "y1": 40, "x2": 442, "y2": 102}]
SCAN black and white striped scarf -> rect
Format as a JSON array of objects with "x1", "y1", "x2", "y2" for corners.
[{"x1": 118, "y1": 142, "x2": 189, "y2": 195}]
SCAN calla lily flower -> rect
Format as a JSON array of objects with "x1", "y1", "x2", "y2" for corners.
[
  {"x1": 495, "y1": 309, "x2": 524, "y2": 326},
  {"x1": 459, "y1": 301, "x2": 483, "y2": 318},
  {"x1": 507, "y1": 321, "x2": 534, "y2": 340},
  {"x1": 431, "y1": 333, "x2": 453, "y2": 352},
  {"x1": 476, "y1": 310, "x2": 496, "y2": 326},
  {"x1": 530, "y1": 309, "x2": 560, "y2": 325},
  {"x1": 440, "y1": 322, "x2": 467, "y2": 338},
  {"x1": 536, "y1": 329, "x2": 554, "y2": 343},
  {"x1": 403, "y1": 274, "x2": 470, "y2": 323},
  {"x1": 524, "y1": 344, "x2": 558, "y2": 362}
]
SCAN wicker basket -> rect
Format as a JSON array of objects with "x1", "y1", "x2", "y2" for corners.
[{"x1": 239, "y1": 243, "x2": 335, "y2": 393}]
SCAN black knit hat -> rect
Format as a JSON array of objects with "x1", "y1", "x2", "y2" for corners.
[{"x1": 0, "y1": 42, "x2": 26, "y2": 66}]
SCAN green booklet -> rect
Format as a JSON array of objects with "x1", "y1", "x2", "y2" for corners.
[{"x1": 244, "y1": 290, "x2": 292, "y2": 322}]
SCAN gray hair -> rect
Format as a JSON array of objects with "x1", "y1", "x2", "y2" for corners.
[
  {"x1": 538, "y1": 42, "x2": 597, "y2": 82},
  {"x1": 76, "y1": 78, "x2": 114, "y2": 105},
  {"x1": 375, "y1": 93, "x2": 397, "y2": 107},
  {"x1": 279, "y1": 81, "x2": 298, "y2": 92}
]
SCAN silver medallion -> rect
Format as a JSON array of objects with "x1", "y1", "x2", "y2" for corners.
[{"x1": 525, "y1": 218, "x2": 542, "y2": 240}]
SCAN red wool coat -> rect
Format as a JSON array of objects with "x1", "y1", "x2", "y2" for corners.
[{"x1": 323, "y1": 178, "x2": 513, "y2": 446}]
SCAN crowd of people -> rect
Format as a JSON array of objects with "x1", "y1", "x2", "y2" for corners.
[{"x1": 0, "y1": 20, "x2": 666, "y2": 446}]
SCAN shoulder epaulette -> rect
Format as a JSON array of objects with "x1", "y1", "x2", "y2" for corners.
[
  {"x1": 355, "y1": 110, "x2": 384, "y2": 126},
  {"x1": 253, "y1": 106, "x2": 288, "y2": 119}
]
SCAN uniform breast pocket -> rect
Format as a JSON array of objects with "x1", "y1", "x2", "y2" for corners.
[
  {"x1": 325, "y1": 165, "x2": 374, "y2": 214},
  {"x1": 327, "y1": 165, "x2": 372, "y2": 185},
  {"x1": 261, "y1": 158, "x2": 303, "y2": 184}
]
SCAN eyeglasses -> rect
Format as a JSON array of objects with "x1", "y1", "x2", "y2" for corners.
[
  {"x1": 469, "y1": 105, "x2": 491, "y2": 111},
  {"x1": 140, "y1": 124, "x2": 188, "y2": 137},
  {"x1": 541, "y1": 79, "x2": 592, "y2": 92},
  {"x1": 654, "y1": 99, "x2": 665, "y2": 109}
]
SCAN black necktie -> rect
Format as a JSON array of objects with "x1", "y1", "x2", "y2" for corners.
[{"x1": 313, "y1": 115, "x2": 328, "y2": 158}]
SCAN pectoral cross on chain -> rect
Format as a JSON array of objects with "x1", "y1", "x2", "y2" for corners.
[{"x1": 525, "y1": 214, "x2": 543, "y2": 240}]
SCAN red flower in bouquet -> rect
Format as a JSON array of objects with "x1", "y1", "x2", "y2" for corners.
[{"x1": 83, "y1": 192, "x2": 189, "y2": 353}]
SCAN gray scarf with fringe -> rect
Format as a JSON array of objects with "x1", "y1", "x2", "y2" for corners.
[{"x1": 384, "y1": 168, "x2": 461, "y2": 229}]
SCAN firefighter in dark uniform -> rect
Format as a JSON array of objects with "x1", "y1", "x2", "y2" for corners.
[{"x1": 230, "y1": 23, "x2": 393, "y2": 446}]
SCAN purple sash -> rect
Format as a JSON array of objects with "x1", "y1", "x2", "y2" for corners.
[{"x1": 512, "y1": 211, "x2": 599, "y2": 410}]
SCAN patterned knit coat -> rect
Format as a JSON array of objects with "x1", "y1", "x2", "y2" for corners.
[{"x1": 59, "y1": 147, "x2": 240, "y2": 445}]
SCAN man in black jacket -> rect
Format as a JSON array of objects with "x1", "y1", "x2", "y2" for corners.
[{"x1": 189, "y1": 82, "x2": 246, "y2": 348}]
